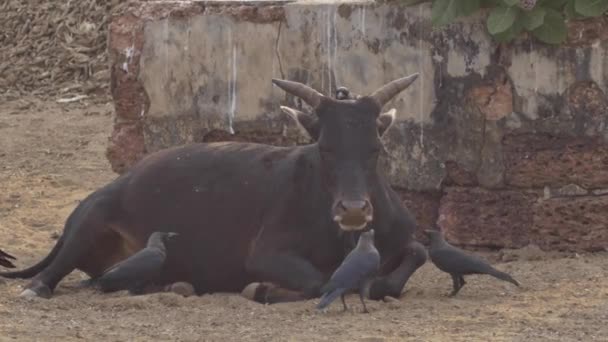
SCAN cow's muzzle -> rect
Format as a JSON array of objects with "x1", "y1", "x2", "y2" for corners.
[{"x1": 332, "y1": 199, "x2": 373, "y2": 231}]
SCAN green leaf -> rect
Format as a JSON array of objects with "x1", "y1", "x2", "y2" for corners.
[
  {"x1": 565, "y1": 0, "x2": 585, "y2": 18},
  {"x1": 431, "y1": 0, "x2": 460, "y2": 26},
  {"x1": 531, "y1": 8, "x2": 568, "y2": 44},
  {"x1": 538, "y1": 0, "x2": 570, "y2": 9},
  {"x1": 487, "y1": 5, "x2": 520, "y2": 34},
  {"x1": 492, "y1": 17, "x2": 525, "y2": 42},
  {"x1": 502, "y1": 0, "x2": 519, "y2": 6},
  {"x1": 481, "y1": 0, "x2": 503, "y2": 6},
  {"x1": 460, "y1": 0, "x2": 482, "y2": 16},
  {"x1": 574, "y1": 0, "x2": 608, "y2": 17},
  {"x1": 522, "y1": 6, "x2": 546, "y2": 30}
]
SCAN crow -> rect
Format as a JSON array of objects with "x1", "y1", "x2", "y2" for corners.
[
  {"x1": 425, "y1": 229, "x2": 520, "y2": 296},
  {"x1": 317, "y1": 229, "x2": 380, "y2": 313},
  {"x1": 95, "y1": 232, "x2": 178, "y2": 295}
]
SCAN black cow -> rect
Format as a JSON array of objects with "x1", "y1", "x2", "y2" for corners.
[{"x1": 1, "y1": 74, "x2": 427, "y2": 303}]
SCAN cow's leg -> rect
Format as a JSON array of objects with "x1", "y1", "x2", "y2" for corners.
[
  {"x1": 241, "y1": 282, "x2": 309, "y2": 304},
  {"x1": 127, "y1": 282, "x2": 166, "y2": 296},
  {"x1": 242, "y1": 225, "x2": 327, "y2": 304},
  {"x1": 21, "y1": 203, "x2": 132, "y2": 298},
  {"x1": 368, "y1": 240, "x2": 428, "y2": 300},
  {"x1": 23, "y1": 232, "x2": 101, "y2": 298},
  {"x1": 164, "y1": 282, "x2": 196, "y2": 297},
  {"x1": 75, "y1": 278, "x2": 96, "y2": 288},
  {"x1": 244, "y1": 252, "x2": 325, "y2": 304}
]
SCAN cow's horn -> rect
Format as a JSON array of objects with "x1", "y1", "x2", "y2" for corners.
[
  {"x1": 272, "y1": 79, "x2": 323, "y2": 109},
  {"x1": 369, "y1": 73, "x2": 419, "y2": 108}
]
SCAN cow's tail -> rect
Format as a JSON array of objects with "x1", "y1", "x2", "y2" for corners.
[
  {"x1": 0, "y1": 183, "x2": 108, "y2": 280},
  {"x1": 0, "y1": 248, "x2": 17, "y2": 268},
  {"x1": 316, "y1": 288, "x2": 347, "y2": 310},
  {"x1": 0, "y1": 235, "x2": 64, "y2": 279}
]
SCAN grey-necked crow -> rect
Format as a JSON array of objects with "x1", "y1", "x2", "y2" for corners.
[
  {"x1": 96, "y1": 232, "x2": 178, "y2": 294},
  {"x1": 425, "y1": 229, "x2": 519, "y2": 296},
  {"x1": 317, "y1": 229, "x2": 380, "y2": 313}
]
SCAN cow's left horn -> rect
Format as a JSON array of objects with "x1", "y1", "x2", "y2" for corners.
[
  {"x1": 272, "y1": 79, "x2": 323, "y2": 109},
  {"x1": 369, "y1": 73, "x2": 419, "y2": 108}
]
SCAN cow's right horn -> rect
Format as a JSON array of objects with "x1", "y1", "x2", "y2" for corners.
[
  {"x1": 369, "y1": 73, "x2": 420, "y2": 108},
  {"x1": 272, "y1": 79, "x2": 323, "y2": 109}
]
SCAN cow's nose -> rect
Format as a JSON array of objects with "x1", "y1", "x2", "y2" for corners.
[
  {"x1": 334, "y1": 199, "x2": 373, "y2": 230},
  {"x1": 340, "y1": 200, "x2": 368, "y2": 212}
]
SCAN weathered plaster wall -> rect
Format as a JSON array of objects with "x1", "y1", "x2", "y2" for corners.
[{"x1": 107, "y1": 0, "x2": 608, "y2": 252}]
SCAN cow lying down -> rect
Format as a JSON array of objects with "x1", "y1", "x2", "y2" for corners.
[{"x1": 1, "y1": 73, "x2": 429, "y2": 304}]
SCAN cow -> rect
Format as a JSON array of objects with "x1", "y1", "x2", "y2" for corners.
[{"x1": 1, "y1": 73, "x2": 428, "y2": 303}]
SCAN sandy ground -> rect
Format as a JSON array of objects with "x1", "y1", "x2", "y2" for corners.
[{"x1": 0, "y1": 96, "x2": 607, "y2": 342}]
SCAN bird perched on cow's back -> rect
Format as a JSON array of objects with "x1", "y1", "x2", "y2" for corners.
[
  {"x1": 0, "y1": 249, "x2": 16, "y2": 269},
  {"x1": 317, "y1": 229, "x2": 380, "y2": 313},
  {"x1": 95, "y1": 231, "x2": 178, "y2": 295},
  {"x1": 335, "y1": 86, "x2": 361, "y2": 101},
  {"x1": 424, "y1": 229, "x2": 520, "y2": 297}
]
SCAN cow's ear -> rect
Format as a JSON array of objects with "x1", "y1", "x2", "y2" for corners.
[
  {"x1": 377, "y1": 108, "x2": 396, "y2": 136},
  {"x1": 280, "y1": 106, "x2": 320, "y2": 141}
]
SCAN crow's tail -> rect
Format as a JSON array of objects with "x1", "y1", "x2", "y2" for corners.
[
  {"x1": 316, "y1": 288, "x2": 347, "y2": 310},
  {"x1": 488, "y1": 268, "x2": 520, "y2": 287}
]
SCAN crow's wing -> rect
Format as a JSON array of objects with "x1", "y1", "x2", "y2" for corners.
[
  {"x1": 97, "y1": 248, "x2": 165, "y2": 291},
  {"x1": 322, "y1": 250, "x2": 380, "y2": 293},
  {"x1": 430, "y1": 245, "x2": 495, "y2": 275}
]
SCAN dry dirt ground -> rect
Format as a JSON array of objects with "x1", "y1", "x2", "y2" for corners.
[{"x1": 0, "y1": 96, "x2": 607, "y2": 342}]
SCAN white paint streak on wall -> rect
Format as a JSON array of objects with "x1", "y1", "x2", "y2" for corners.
[{"x1": 122, "y1": 45, "x2": 135, "y2": 73}]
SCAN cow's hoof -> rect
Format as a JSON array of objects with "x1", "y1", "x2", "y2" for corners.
[
  {"x1": 241, "y1": 282, "x2": 274, "y2": 303},
  {"x1": 241, "y1": 282, "x2": 262, "y2": 301},
  {"x1": 167, "y1": 282, "x2": 195, "y2": 297},
  {"x1": 19, "y1": 285, "x2": 52, "y2": 299},
  {"x1": 367, "y1": 278, "x2": 399, "y2": 301}
]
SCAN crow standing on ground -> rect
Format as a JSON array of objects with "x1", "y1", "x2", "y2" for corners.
[
  {"x1": 317, "y1": 229, "x2": 380, "y2": 313},
  {"x1": 96, "y1": 232, "x2": 178, "y2": 294},
  {"x1": 0, "y1": 249, "x2": 16, "y2": 268},
  {"x1": 424, "y1": 229, "x2": 520, "y2": 296}
]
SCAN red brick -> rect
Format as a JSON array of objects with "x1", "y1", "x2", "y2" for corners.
[
  {"x1": 531, "y1": 195, "x2": 608, "y2": 252},
  {"x1": 396, "y1": 190, "x2": 441, "y2": 243},
  {"x1": 504, "y1": 134, "x2": 608, "y2": 189},
  {"x1": 105, "y1": 122, "x2": 145, "y2": 174},
  {"x1": 443, "y1": 160, "x2": 477, "y2": 187},
  {"x1": 437, "y1": 187, "x2": 536, "y2": 248}
]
